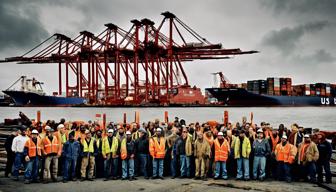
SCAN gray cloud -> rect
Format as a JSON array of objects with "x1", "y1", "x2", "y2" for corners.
[
  {"x1": 293, "y1": 49, "x2": 335, "y2": 65},
  {"x1": 261, "y1": 0, "x2": 336, "y2": 20},
  {"x1": 261, "y1": 21, "x2": 330, "y2": 56},
  {"x1": 0, "y1": 0, "x2": 50, "y2": 52}
]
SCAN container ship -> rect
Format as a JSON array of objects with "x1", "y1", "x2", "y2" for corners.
[
  {"x1": 2, "y1": 76, "x2": 87, "y2": 106},
  {"x1": 205, "y1": 72, "x2": 336, "y2": 106}
]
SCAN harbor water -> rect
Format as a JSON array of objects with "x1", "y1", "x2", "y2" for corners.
[{"x1": 0, "y1": 107, "x2": 335, "y2": 131}]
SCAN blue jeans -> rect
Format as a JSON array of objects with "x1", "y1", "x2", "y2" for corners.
[
  {"x1": 170, "y1": 155, "x2": 177, "y2": 177},
  {"x1": 237, "y1": 157, "x2": 249, "y2": 179},
  {"x1": 122, "y1": 159, "x2": 134, "y2": 178},
  {"x1": 138, "y1": 154, "x2": 149, "y2": 177},
  {"x1": 24, "y1": 156, "x2": 39, "y2": 181},
  {"x1": 215, "y1": 161, "x2": 227, "y2": 179},
  {"x1": 13, "y1": 152, "x2": 24, "y2": 178},
  {"x1": 277, "y1": 161, "x2": 291, "y2": 182},
  {"x1": 180, "y1": 155, "x2": 191, "y2": 177},
  {"x1": 152, "y1": 158, "x2": 164, "y2": 177},
  {"x1": 303, "y1": 162, "x2": 317, "y2": 181},
  {"x1": 253, "y1": 156, "x2": 266, "y2": 179},
  {"x1": 63, "y1": 158, "x2": 77, "y2": 180},
  {"x1": 104, "y1": 157, "x2": 119, "y2": 178},
  {"x1": 317, "y1": 160, "x2": 332, "y2": 182}
]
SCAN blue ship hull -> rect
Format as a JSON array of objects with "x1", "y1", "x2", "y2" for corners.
[
  {"x1": 206, "y1": 88, "x2": 336, "y2": 106},
  {"x1": 2, "y1": 90, "x2": 86, "y2": 106}
]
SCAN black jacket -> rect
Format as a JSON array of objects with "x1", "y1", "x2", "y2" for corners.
[
  {"x1": 317, "y1": 140, "x2": 332, "y2": 162},
  {"x1": 135, "y1": 135, "x2": 149, "y2": 154},
  {"x1": 176, "y1": 136, "x2": 186, "y2": 156}
]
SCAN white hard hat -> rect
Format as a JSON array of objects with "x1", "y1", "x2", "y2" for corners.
[
  {"x1": 45, "y1": 125, "x2": 51, "y2": 131},
  {"x1": 108, "y1": 129, "x2": 114, "y2": 133},
  {"x1": 31, "y1": 129, "x2": 39, "y2": 134},
  {"x1": 57, "y1": 124, "x2": 65, "y2": 129},
  {"x1": 156, "y1": 128, "x2": 162, "y2": 132},
  {"x1": 304, "y1": 134, "x2": 310, "y2": 138},
  {"x1": 282, "y1": 135, "x2": 287, "y2": 139},
  {"x1": 217, "y1": 132, "x2": 224, "y2": 136},
  {"x1": 126, "y1": 131, "x2": 132, "y2": 135},
  {"x1": 257, "y1": 129, "x2": 263, "y2": 133}
]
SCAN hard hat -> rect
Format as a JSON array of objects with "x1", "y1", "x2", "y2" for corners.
[
  {"x1": 156, "y1": 128, "x2": 162, "y2": 132},
  {"x1": 45, "y1": 126, "x2": 51, "y2": 131},
  {"x1": 282, "y1": 135, "x2": 287, "y2": 139},
  {"x1": 126, "y1": 131, "x2": 132, "y2": 135},
  {"x1": 304, "y1": 134, "x2": 310, "y2": 138},
  {"x1": 108, "y1": 129, "x2": 114, "y2": 133},
  {"x1": 57, "y1": 124, "x2": 65, "y2": 129},
  {"x1": 139, "y1": 128, "x2": 146, "y2": 133},
  {"x1": 257, "y1": 129, "x2": 263, "y2": 133},
  {"x1": 217, "y1": 132, "x2": 224, "y2": 136},
  {"x1": 85, "y1": 130, "x2": 90, "y2": 134},
  {"x1": 31, "y1": 129, "x2": 39, "y2": 134}
]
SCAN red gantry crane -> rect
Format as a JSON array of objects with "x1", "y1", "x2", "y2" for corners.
[{"x1": 0, "y1": 12, "x2": 258, "y2": 106}]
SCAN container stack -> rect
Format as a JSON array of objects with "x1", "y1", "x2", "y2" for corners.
[
  {"x1": 247, "y1": 80, "x2": 260, "y2": 94},
  {"x1": 310, "y1": 84, "x2": 316, "y2": 96},
  {"x1": 259, "y1": 80, "x2": 267, "y2": 94},
  {"x1": 267, "y1": 78, "x2": 274, "y2": 95}
]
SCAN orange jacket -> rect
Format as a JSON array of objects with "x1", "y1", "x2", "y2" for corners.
[
  {"x1": 42, "y1": 136, "x2": 62, "y2": 156},
  {"x1": 214, "y1": 138, "x2": 230, "y2": 162},
  {"x1": 25, "y1": 138, "x2": 42, "y2": 158},
  {"x1": 149, "y1": 136, "x2": 166, "y2": 159}
]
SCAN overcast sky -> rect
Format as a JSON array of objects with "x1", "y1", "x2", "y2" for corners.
[{"x1": 0, "y1": 0, "x2": 335, "y2": 94}]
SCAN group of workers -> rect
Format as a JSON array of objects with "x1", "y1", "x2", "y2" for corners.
[{"x1": 4, "y1": 117, "x2": 333, "y2": 185}]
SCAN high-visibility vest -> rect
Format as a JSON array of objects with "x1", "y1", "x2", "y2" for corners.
[
  {"x1": 120, "y1": 138, "x2": 127, "y2": 160},
  {"x1": 102, "y1": 137, "x2": 119, "y2": 156},
  {"x1": 149, "y1": 137, "x2": 166, "y2": 159},
  {"x1": 82, "y1": 138, "x2": 95, "y2": 153},
  {"x1": 43, "y1": 136, "x2": 61, "y2": 155},
  {"x1": 270, "y1": 134, "x2": 279, "y2": 152},
  {"x1": 55, "y1": 131, "x2": 67, "y2": 144},
  {"x1": 214, "y1": 138, "x2": 230, "y2": 162},
  {"x1": 25, "y1": 138, "x2": 42, "y2": 158},
  {"x1": 275, "y1": 143, "x2": 296, "y2": 164}
]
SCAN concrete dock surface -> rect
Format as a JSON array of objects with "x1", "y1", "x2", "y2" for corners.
[{"x1": 0, "y1": 176, "x2": 333, "y2": 192}]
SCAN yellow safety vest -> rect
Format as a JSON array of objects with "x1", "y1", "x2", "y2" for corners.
[
  {"x1": 82, "y1": 138, "x2": 95, "y2": 153},
  {"x1": 102, "y1": 137, "x2": 119, "y2": 156}
]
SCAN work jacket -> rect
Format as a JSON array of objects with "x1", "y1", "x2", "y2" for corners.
[
  {"x1": 62, "y1": 140, "x2": 80, "y2": 159},
  {"x1": 298, "y1": 141, "x2": 319, "y2": 165},
  {"x1": 194, "y1": 138, "x2": 211, "y2": 159},
  {"x1": 232, "y1": 136, "x2": 251, "y2": 159}
]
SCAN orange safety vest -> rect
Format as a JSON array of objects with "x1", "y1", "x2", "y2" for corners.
[
  {"x1": 299, "y1": 143, "x2": 309, "y2": 162},
  {"x1": 270, "y1": 134, "x2": 279, "y2": 152},
  {"x1": 149, "y1": 137, "x2": 166, "y2": 159},
  {"x1": 42, "y1": 136, "x2": 61, "y2": 155},
  {"x1": 120, "y1": 138, "x2": 127, "y2": 160},
  {"x1": 214, "y1": 139, "x2": 230, "y2": 162},
  {"x1": 25, "y1": 138, "x2": 42, "y2": 158},
  {"x1": 275, "y1": 143, "x2": 295, "y2": 163}
]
